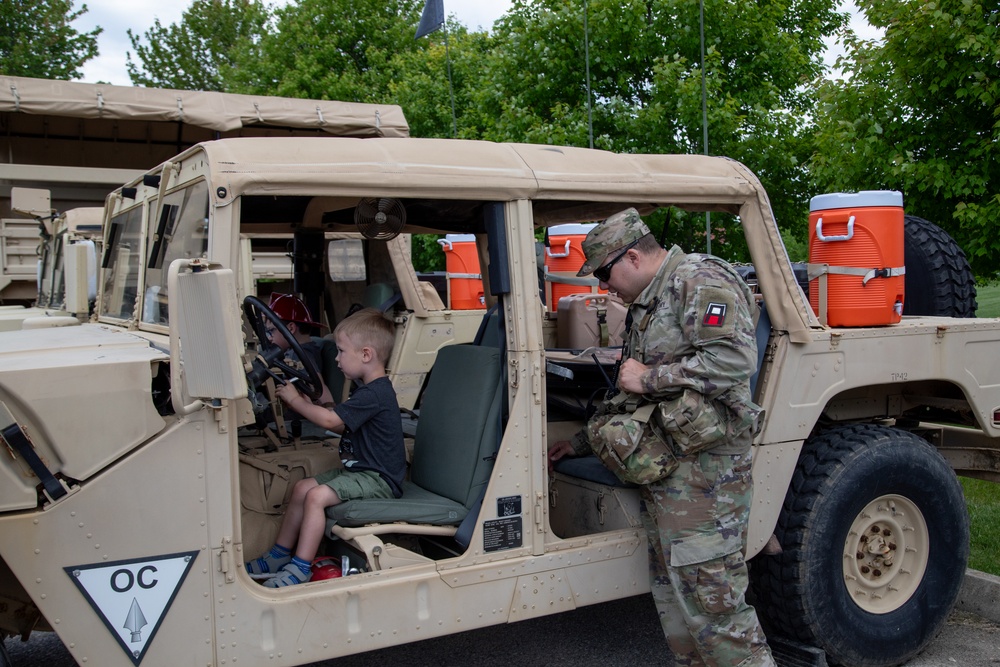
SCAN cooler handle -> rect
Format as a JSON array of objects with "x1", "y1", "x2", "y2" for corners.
[
  {"x1": 545, "y1": 239, "x2": 572, "y2": 258},
  {"x1": 437, "y1": 239, "x2": 453, "y2": 251},
  {"x1": 815, "y1": 215, "x2": 855, "y2": 242}
]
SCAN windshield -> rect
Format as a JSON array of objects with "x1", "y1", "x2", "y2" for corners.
[
  {"x1": 141, "y1": 181, "x2": 210, "y2": 326},
  {"x1": 99, "y1": 206, "x2": 143, "y2": 320}
]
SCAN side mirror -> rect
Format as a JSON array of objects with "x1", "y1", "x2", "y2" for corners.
[
  {"x1": 167, "y1": 259, "x2": 248, "y2": 415},
  {"x1": 64, "y1": 241, "x2": 96, "y2": 315},
  {"x1": 10, "y1": 187, "x2": 52, "y2": 219}
]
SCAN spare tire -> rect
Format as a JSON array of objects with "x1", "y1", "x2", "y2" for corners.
[{"x1": 902, "y1": 215, "x2": 977, "y2": 317}]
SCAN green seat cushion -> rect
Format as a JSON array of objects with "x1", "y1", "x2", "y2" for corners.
[{"x1": 326, "y1": 480, "x2": 468, "y2": 528}]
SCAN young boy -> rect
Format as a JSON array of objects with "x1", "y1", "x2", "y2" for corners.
[{"x1": 246, "y1": 307, "x2": 406, "y2": 587}]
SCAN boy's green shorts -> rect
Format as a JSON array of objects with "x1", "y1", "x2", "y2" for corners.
[{"x1": 314, "y1": 468, "x2": 393, "y2": 501}]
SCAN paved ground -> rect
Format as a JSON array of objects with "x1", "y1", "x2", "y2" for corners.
[{"x1": 5, "y1": 571, "x2": 1000, "y2": 666}]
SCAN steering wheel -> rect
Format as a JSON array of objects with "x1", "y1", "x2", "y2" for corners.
[{"x1": 243, "y1": 295, "x2": 323, "y2": 401}]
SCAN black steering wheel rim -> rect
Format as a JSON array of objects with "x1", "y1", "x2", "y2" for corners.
[{"x1": 243, "y1": 295, "x2": 323, "y2": 401}]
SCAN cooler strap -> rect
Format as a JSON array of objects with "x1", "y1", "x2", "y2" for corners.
[
  {"x1": 542, "y1": 266, "x2": 600, "y2": 286},
  {"x1": 808, "y1": 263, "x2": 906, "y2": 286},
  {"x1": 807, "y1": 263, "x2": 906, "y2": 326}
]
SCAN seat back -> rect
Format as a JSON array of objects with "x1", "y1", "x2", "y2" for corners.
[
  {"x1": 410, "y1": 344, "x2": 504, "y2": 508},
  {"x1": 325, "y1": 343, "x2": 504, "y2": 529},
  {"x1": 363, "y1": 282, "x2": 399, "y2": 311},
  {"x1": 312, "y1": 336, "x2": 345, "y2": 401}
]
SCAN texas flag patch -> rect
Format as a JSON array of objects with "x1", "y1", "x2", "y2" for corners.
[{"x1": 702, "y1": 302, "x2": 727, "y2": 327}]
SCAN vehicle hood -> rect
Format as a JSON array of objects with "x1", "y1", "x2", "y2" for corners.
[{"x1": 0, "y1": 324, "x2": 168, "y2": 511}]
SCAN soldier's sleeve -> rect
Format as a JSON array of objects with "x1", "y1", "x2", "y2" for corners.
[
  {"x1": 642, "y1": 263, "x2": 758, "y2": 398},
  {"x1": 570, "y1": 430, "x2": 591, "y2": 456}
]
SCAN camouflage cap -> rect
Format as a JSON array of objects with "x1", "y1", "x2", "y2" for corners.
[{"x1": 577, "y1": 208, "x2": 651, "y2": 277}]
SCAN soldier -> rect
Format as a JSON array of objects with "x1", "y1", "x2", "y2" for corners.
[{"x1": 548, "y1": 209, "x2": 775, "y2": 666}]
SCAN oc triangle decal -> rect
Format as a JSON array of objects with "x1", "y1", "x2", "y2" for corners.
[{"x1": 64, "y1": 551, "x2": 198, "y2": 666}]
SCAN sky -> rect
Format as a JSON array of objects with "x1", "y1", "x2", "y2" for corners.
[{"x1": 73, "y1": 0, "x2": 880, "y2": 87}]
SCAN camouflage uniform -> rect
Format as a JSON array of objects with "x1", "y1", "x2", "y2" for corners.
[{"x1": 574, "y1": 209, "x2": 775, "y2": 667}]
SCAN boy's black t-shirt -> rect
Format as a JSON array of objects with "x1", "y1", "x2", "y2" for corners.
[{"x1": 333, "y1": 376, "x2": 406, "y2": 497}]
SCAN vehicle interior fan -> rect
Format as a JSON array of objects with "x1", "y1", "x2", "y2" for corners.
[{"x1": 354, "y1": 197, "x2": 406, "y2": 240}]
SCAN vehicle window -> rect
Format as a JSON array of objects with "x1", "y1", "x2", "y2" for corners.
[
  {"x1": 99, "y1": 206, "x2": 144, "y2": 320},
  {"x1": 141, "y1": 181, "x2": 210, "y2": 326}
]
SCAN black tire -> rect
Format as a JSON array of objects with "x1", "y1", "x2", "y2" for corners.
[
  {"x1": 751, "y1": 424, "x2": 969, "y2": 666},
  {"x1": 903, "y1": 215, "x2": 977, "y2": 317}
]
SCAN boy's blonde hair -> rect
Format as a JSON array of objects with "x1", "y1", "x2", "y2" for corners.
[{"x1": 334, "y1": 308, "x2": 396, "y2": 364}]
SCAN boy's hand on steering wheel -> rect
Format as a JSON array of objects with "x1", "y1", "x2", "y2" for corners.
[{"x1": 275, "y1": 381, "x2": 301, "y2": 406}]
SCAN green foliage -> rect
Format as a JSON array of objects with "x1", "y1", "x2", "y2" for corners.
[
  {"x1": 779, "y1": 227, "x2": 809, "y2": 263},
  {"x1": 961, "y1": 476, "x2": 1000, "y2": 577},
  {"x1": 463, "y1": 0, "x2": 846, "y2": 262},
  {"x1": 388, "y1": 27, "x2": 495, "y2": 139},
  {"x1": 123, "y1": 0, "x2": 851, "y2": 267},
  {"x1": 411, "y1": 234, "x2": 445, "y2": 273},
  {"x1": 809, "y1": 0, "x2": 1000, "y2": 279},
  {"x1": 127, "y1": 0, "x2": 270, "y2": 91},
  {"x1": 229, "y1": 0, "x2": 426, "y2": 101},
  {"x1": 0, "y1": 0, "x2": 100, "y2": 79}
]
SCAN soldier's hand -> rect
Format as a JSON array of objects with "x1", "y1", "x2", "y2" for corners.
[
  {"x1": 547, "y1": 440, "x2": 575, "y2": 473},
  {"x1": 617, "y1": 358, "x2": 649, "y2": 394}
]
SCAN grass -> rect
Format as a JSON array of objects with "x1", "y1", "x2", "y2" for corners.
[
  {"x1": 976, "y1": 281, "x2": 1000, "y2": 319},
  {"x1": 961, "y1": 476, "x2": 1000, "y2": 576},
  {"x1": 960, "y1": 281, "x2": 1000, "y2": 576}
]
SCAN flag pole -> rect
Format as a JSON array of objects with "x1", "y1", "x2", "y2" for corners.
[
  {"x1": 583, "y1": 0, "x2": 593, "y2": 149},
  {"x1": 700, "y1": 0, "x2": 711, "y2": 254},
  {"x1": 415, "y1": 0, "x2": 456, "y2": 138},
  {"x1": 444, "y1": 18, "x2": 457, "y2": 138}
]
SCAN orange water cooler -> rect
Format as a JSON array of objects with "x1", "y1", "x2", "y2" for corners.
[
  {"x1": 544, "y1": 223, "x2": 604, "y2": 311},
  {"x1": 808, "y1": 191, "x2": 905, "y2": 327},
  {"x1": 438, "y1": 234, "x2": 485, "y2": 310}
]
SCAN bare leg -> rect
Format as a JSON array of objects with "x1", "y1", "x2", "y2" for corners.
[
  {"x1": 294, "y1": 484, "x2": 341, "y2": 562},
  {"x1": 275, "y1": 477, "x2": 320, "y2": 550}
]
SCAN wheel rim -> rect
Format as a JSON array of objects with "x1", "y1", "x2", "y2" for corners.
[{"x1": 842, "y1": 494, "x2": 929, "y2": 614}]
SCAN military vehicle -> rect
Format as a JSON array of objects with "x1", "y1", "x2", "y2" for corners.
[
  {"x1": 0, "y1": 75, "x2": 409, "y2": 330},
  {"x1": 0, "y1": 137, "x2": 996, "y2": 667},
  {"x1": 0, "y1": 188, "x2": 104, "y2": 332}
]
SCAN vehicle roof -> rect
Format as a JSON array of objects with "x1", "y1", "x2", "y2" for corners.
[
  {"x1": 0, "y1": 75, "x2": 409, "y2": 138},
  {"x1": 181, "y1": 137, "x2": 817, "y2": 341}
]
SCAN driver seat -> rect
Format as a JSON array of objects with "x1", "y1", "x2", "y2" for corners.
[
  {"x1": 324, "y1": 344, "x2": 504, "y2": 556},
  {"x1": 312, "y1": 336, "x2": 345, "y2": 402}
]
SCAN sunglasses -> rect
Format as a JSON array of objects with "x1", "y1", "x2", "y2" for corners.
[{"x1": 593, "y1": 239, "x2": 639, "y2": 283}]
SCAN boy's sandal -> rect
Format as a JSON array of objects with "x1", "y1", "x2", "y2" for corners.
[
  {"x1": 263, "y1": 563, "x2": 312, "y2": 588},
  {"x1": 246, "y1": 553, "x2": 291, "y2": 578}
]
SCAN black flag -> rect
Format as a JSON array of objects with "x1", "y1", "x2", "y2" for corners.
[{"x1": 415, "y1": 0, "x2": 444, "y2": 39}]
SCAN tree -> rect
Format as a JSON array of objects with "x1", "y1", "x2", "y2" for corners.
[
  {"x1": 230, "y1": 0, "x2": 428, "y2": 101},
  {"x1": 463, "y1": 0, "x2": 846, "y2": 260},
  {"x1": 809, "y1": 0, "x2": 1000, "y2": 278},
  {"x1": 0, "y1": 0, "x2": 101, "y2": 80},
  {"x1": 126, "y1": 0, "x2": 271, "y2": 92},
  {"x1": 389, "y1": 26, "x2": 495, "y2": 139}
]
